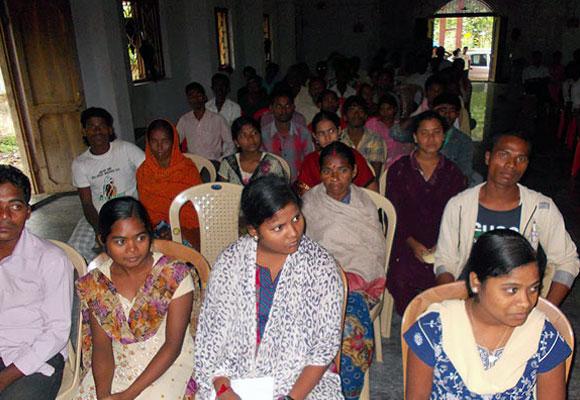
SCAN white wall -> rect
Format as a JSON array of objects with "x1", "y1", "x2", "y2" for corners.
[
  {"x1": 297, "y1": 0, "x2": 382, "y2": 69},
  {"x1": 70, "y1": 0, "x2": 297, "y2": 136},
  {"x1": 70, "y1": 0, "x2": 134, "y2": 141}
]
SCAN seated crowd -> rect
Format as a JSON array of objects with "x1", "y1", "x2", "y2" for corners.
[{"x1": 0, "y1": 46, "x2": 578, "y2": 400}]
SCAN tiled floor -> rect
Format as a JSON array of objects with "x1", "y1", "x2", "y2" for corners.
[{"x1": 25, "y1": 82, "x2": 580, "y2": 399}]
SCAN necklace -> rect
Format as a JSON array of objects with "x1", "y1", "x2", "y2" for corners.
[{"x1": 466, "y1": 301, "x2": 512, "y2": 362}]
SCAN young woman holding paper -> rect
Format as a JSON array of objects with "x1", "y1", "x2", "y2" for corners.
[{"x1": 194, "y1": 175, "x2": 345, "y2": 400}]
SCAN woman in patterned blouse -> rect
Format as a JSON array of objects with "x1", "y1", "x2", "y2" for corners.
[
  {"x1": 404, "y1": 229, "x2": 570, "y2": 399},
  {"x1": 194, "y1": 175, "x2": 344, "y2": 400}
]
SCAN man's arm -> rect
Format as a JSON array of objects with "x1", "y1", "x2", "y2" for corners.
[
  {"x1": 78, "y1": 187, "x2": 98, "y2": 231},
  {"x1": 541, "y1": 199, "x2": 580, "y2": 306},
  {"x1": 433, "y1": 200, "x2": 463, "y2": 285},
  {"x1": 0, "y1": 365, "x2": 24, "y2": 392},
  {"x1": 546, "y1": 282, "x2": 570, "y2": 306},
  {"x1": 9, "y1": 251, "x2": 73, "y2": 383},
  {"x1": 219, "y1": 117, "x2": 236, "y2": 158}
]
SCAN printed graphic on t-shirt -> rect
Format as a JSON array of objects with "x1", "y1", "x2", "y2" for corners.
[
  {"x1": 94, "y1": 167, "x2": 124, "y2": 203},
  {"x1": 474, "y1": 204, "x2": 522, "y2": 242}
]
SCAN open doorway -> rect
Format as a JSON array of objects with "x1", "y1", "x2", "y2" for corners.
[
  {"x1": 428, "y1": 0, "x2": 500, "y2": 141},
  {"x1": 0, "y1": 66, "x2": 23, "y2": 172},
  {"x1": 430, "y1": 0, "x2": 498, "y2": 82}
]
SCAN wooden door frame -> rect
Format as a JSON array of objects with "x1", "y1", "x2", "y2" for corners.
[
  {"x1": 428, "y1": 12, "x2": 500, "y2": 82},
  {"x1": 0, "y1": 0, "x2": 36, "y2": 191}
]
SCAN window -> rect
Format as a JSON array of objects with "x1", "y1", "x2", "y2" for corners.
[
  {"x1": 121, "y1": 0, "x2": 165, "y2": 82},
  {"x1": 435, "y1": 0, "x2": 492, "y2": 15},
  {"x1": 263, "y1": 14, "x2": 272, "y2": 62},
  {"x1": 215, "y1": 8, "x2": 233, "y2": 71}
]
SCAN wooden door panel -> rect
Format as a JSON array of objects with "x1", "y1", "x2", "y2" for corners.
[
  {"x1": 4, "y1": 0, "x2": 85, "y2": 193},
  {"x1": 38, "y1": 112, "x2": 84, "y2": 186}
]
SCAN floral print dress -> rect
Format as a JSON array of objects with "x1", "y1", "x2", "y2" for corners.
[{"x1": 75, "y1": 253, "x2": 201, "y2": 400}]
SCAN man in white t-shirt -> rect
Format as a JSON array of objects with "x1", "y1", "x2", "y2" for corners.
[
  {"x1": 205, "y1": 73, "x2": 241, "y2": 126},
  {"x1": 68, "y1": 107, "x2": 144, "y2": 262}
]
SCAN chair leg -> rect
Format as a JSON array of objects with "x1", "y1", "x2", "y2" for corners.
[
  {"x1": 380, "y1": 292, "x2": 394, "y2": 338},
  {"x1": 360, "y1": 369, "x2": 370, "y2": 400},
  {"x1": 374, "y1": 315, "x2": 383, "y2": 363}
]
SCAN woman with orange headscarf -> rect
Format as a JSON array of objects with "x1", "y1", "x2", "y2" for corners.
[{"x1": 137, "y1": 119, "x2": 202, "y2": 249}]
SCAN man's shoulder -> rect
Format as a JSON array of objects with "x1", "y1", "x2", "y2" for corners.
[
  {"x1": 446, "y1": 184, "x2": 481, "y2": 207},
  {"x1": 72, "y1": 147, "x2": 92, "y2": 165},
  {"x1": 449, "y1": 126, "x2": 472, "y2": 143},
  {"x1": 177, "y1": 110, "x2": 194, "y2": 124},
  {"x1": 518, "y1": 184, "x2": 554, "y2": 208},
  {"x1": 18, "y1": 230, "x2": 70, "y2": 266}
]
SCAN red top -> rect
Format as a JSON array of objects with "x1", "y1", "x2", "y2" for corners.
[{"x1": 296, "y1": 148, "x2": 375, "y2": 195}]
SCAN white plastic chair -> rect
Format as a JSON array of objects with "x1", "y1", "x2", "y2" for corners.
[
  {"x1": 359, "y1": 189, "x2": 397, "y2": 400},
  {"x1": 151, "y1": 239, "x2": 211, "y2": 289},
  {"x1": 184, "y1": 153, "x2": 217, "y2": 182},
  {"x1": 400, "y1": 282, "x2": 575, "y2": 397},
  {"x1": 379, "y1": 167, "x2": 388, "y2": 197},
  {"x1": 169, "y1": 182, "x2": 243, "y2": 265},
  {"x1": 50, "y1": 240, "x2": 87, "y2": 400}
]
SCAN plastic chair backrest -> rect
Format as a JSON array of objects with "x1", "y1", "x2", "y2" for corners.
[
  {"x1": 151, "y1": 239, "x2": 211, "y2": 289},
  {"x1": 50, "y1": 240, "x2": 87, "y2": 400},
  {"x1": 169, "y1": 182, "x2": 243, "y2": 266},
  {"x1": 334, "y1": 265, "x2": 349, "y2": 373},
  {"x1": 184, "y1": 153, "x2": 217, "y2": 182},
  {"x1": 267, "y1": 152, "x2": 292, "y2": 181},
  {"x1": 400, "y1": 282, "x2": 574, "y2": 397},
  {"x1": 361, "y1": 189, "x2": 396, "y2": 275},
  {"x1": 366, "y1": 159, "x2": 376, "y2": 177},
  {"x1": 379, "y1": 167, "x2": 388, "y2": 197},
  {"x1": 535, "y1": 297, "x2": 574, "y2": 380}
]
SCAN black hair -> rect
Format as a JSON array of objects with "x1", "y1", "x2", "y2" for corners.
[
  {"x1": 81, "y1": 107, "x2": 117, "y2": 146},
  {"x1": 319, "y1": 141, "x2": 355, "y2": 169},
  {"x1": 342, "y1": 95, "x2": 368, "y2": 115},
  {"x1": 0, "y1": 164, "x2": 31, "y2": 204},
  {"x1": 432, "y1": 93, "x2": 461, "y2": 111},
  {"x1": 243, "y1": 66, "x2": 257, "y2": 77},
  {"x1": 311, "y1": 111, "x2": 340, "y2": 133},
  {"x1": 377, "y1": 93, "x2": 399, "y2": 110},
  {"x1": 98, "y1": 196, "x2": 153, "y2": 245},
  {"x1": 464, "y1": 229, "x2": 544, "y2": 297},
  {"x1": 490, "y1": 130, "x2": 532, "y2": 154},
  {"x1": 410, "y1": 110, "x2": 449, "y2": 134},
  {"x1": 211, "y1": 73, "x2": 230, "y2": 87},
  {"x1": 308, "y1": 76, "x2": 326, "y2": 87},
  {"x1": 231, "y1": 116, "x2": 261, "y2": 141},
  {"x1": 81, "y1": 107, "x2": 113, "y2": 128},
  {"x1": 146, "y1": 119, "x2": 174, "y2": 142},
  {"x1": 317, "y1": 89, "x2": 338, "y2": 104},
  {"x1": 185, "y1": 82, "x2": 206, "y2": 96},
  {"x1": 424, "y1": 74, "x2": 445, "y2": 91},
  {"x1": 241, "y1": 175, "x2": 301, "y2": 228},
  {"x1": 270, "y1": 88, "x2": 294, "y2": 105}
]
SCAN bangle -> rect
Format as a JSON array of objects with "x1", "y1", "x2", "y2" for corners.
[{"x1": 216, "y1": 383, "x2": 231, "y2": 397}]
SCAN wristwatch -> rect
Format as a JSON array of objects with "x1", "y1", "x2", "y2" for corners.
[{"x1": 280, "y1": 396, "x2": 295, "y2": 400}]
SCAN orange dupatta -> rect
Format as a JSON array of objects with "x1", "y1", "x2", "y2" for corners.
[{"x1": 137, "y1": 121, "x2": 201, "y2": 229}]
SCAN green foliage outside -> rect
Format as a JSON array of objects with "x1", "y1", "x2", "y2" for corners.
[
  {"x1": 433, "y1": 16, "x2": 494, "y2": 50},
  {"x1": 0, "y1": 135, "x2": 17, "y2": 154}
]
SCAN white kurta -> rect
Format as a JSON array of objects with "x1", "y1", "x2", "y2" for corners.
[{"x1": 75, "y1": 256, "x2": 195, "y2": 399}]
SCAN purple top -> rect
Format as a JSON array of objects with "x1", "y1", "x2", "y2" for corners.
[
  {"x1": 0, "y1": 229, "x2": 73, "y2": 376},
  {"x1": 387, "y1": 153, "x2": 467, "y2": 248}
]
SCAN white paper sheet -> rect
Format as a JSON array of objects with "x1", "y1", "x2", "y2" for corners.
[{"x1": 210, "y1": 376, "x2": 275, "y2": 400}]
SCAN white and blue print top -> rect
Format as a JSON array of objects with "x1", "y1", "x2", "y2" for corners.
[{"x1": 404, "y1": 311, "x2": 571, "y2": 399}]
